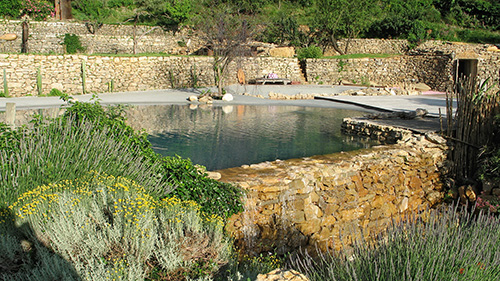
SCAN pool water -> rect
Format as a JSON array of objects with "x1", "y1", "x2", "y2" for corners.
[{"x1": 143, "y1": 104, "x2": 378, "y2": 170}]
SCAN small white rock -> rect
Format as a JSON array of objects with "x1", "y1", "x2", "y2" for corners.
[
  {"x1": 188, "y1": 95, "x2": 198, "y2": 102},
  {"x1": 222, "y1": 93, "x2": 234, "y2": 101}
]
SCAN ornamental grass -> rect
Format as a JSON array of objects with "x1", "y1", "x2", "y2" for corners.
[
  {"x1": 290, "y1": 204, "x2": 500, "y2": 281},
  {"x1": 1, "y1": 172, "x2": 230, "y2": 280},
  {"x1": 0, "y1": 117, "x2": 170, "y2": 208}
]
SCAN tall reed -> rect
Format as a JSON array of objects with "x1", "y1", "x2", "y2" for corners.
[
  {"x1": 81, "y1": 60, "x2": 87, "y2": 94},
  {"x1": 446, "y1": 77, "x2": 500, "y2": 180},
  {"x1": 36, "y1": 67, "x2": 42, "y2": 96}
]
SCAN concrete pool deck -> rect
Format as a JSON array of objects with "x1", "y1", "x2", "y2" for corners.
[
  {"x1": 0, "y1": 85, "x2": 454, "y2": 134},
  {"x1": 0, "y1": 85, "x2": 453, "y2": 114}
]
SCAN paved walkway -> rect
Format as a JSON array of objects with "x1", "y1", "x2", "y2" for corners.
[
  {"x1": 316, "y1": 94, "x2": 454, "y2": 118},
  {"x1": 0, "y1": 85, "x2": 455, "y2": 117}
]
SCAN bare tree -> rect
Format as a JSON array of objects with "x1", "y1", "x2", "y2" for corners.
[{"x1": 194, "y1": 5, "x2": 253, "y2": 96}]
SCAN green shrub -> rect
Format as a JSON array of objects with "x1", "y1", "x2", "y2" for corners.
[
  {"x1": 48, "y1": 88, "x2": 64, "y2": 97},
  {"x1": 296, "y1": 45, "x2": 322, "y2": 60},
  {"x1": 107, "y1": 0, "x2": 135, "y2": 8},
  {"x1": 162, "y1": 156, "x2": 244, "y2": 219},
  {"x1": 290, "y1": 204, "x2": 500, "y2": 280},
  {"x1": 3, "y1": 172, "x2": 230, "y2": 280},
  {"x1": 0, "y1": 99, "x2": 244, "y2": 219},
  {"x1": 63, "y1": 34, "x2": 86, "y2": 54},
  {"x1": 0, "y1": 0, "x2": 22, "y2": 18}
]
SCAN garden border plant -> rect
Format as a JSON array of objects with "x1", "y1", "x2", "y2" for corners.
[
  {"x1": 1, "y1": 171, "x2": 231, "y2": 280},
  {"x1": 290, "y1": 204, "x2": 500, "y2": 281},
  {"x1": 0, "y1": 97, "x2": 244, "y2": 219}
]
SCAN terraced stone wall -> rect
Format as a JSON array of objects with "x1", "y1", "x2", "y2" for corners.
[
  {"x1": 0, "y1": 20, "x2": 204, "y2": 55},
  {"x1": 0, "y1": 54, "x2": 302, "y2": 96},
  {"x1": 305, "y1": 54, "x2": 454, "y2": 92},
  {"x1": 221, "y1": 134, "x2": 448, "y2": 256}
]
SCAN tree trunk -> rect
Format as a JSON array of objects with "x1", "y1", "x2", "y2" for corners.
[
  {"x1": 21, "y1": 20, "x2": 29, "y2": 53},
  {"x1": 331, "y1": 34, "x2": 344, "y2": 55},
  {"x1": 217, "y1": 64, "x2": 223, "y2": 96},
  {"x1": 133, "y1": 16, "x2": 138, "y2": 55},
  {"x1": 59, "y1": 0, "x2": 72, "y2": 20}
]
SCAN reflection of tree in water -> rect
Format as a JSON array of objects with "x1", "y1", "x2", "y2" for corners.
[{"x1": 0, "y1": 208, "x2": 81, "y2": 280}]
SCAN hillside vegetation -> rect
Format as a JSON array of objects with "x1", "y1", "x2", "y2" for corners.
[{"x1": 1, "y1": 0, "x2": 500, "y2": 50}]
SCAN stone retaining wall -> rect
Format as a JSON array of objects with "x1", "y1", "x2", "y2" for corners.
[
  {"x1": 221, "y1": 133, "x2": 447, "y2": 256},
  {"x1": 0, "y1": 20, "x2": 205, "y2": 55},
  {"x1": 0, "y1": 20, "x2": 409, "y2": 56},
  {"x1": 342, "y1": 117, "x2": 417, "y2": 143},
  {"x1": 306, "y1": 53, "x2": 454, "y2": 92},
  {"x1": 0, "y1": 54, "x2": 302, "y2": 96},
  {"x1": 324, "y1": 39, "x2": 409, "y2": 56},
  {"x1": 416, "y1": 41, "x2": 500, "y2": 87}
]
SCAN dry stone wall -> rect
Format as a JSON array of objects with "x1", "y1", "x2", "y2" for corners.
[
  {"x1": 0, "y1": 20, "x2": 204, "y2": 55},
  {"x1": 324, "y1": 39, "x2": 409, "y2": 56},
  {"x1": 221, "y1": 134, "x2": 447, "y2": 256},
  {"x1": 0, "y1": 20, "x2": 409, "y2": 56},
  {"x1": 416, "y1": 41, "x2": 500, "y2": 88},
  {"x1": 0, "y1": 54, "x2": 303, "y2": 96},
  {"x1": 306, "y1": 54, "x2": 454, "y2": 92}
]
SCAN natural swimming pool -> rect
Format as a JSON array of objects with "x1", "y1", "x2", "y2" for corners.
[{"x1": 128, "y1": 104, "x2": 379, "y2": 171}]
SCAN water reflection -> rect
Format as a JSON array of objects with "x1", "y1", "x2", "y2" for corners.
[{"x1": 128, "y1": 104, "x2": 379, "y2": 171}]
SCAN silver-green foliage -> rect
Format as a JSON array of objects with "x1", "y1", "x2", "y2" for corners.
[
  {"x1": 291, "y1": 204, "x2": 500, "y2": 280},
  {"x1": 3, "y1": 173, "x2": 230, "y2": 280},
  {"x1": 0, "y1": 117, "x2": 169, "y2": 208}
]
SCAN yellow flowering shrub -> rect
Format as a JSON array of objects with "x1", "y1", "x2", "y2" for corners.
[{"x1": 5, "y1": 171, "x2": 229, "y2": 280}]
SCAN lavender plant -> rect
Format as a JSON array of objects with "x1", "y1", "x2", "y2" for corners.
[
  {"x1": 0, "y1": 117, "x2": 170, "y2": 208},
  {"x1": 290, "y1": 204, "x2": 500, "y2": 281}
]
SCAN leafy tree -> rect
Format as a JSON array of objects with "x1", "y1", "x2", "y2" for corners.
[
  {"x1": 369, "y1": 0, "x2": 440, "y2": 40},
  {"x1": 72, "y1": 0, "x2": 112, "y2": 33},
  {"x1": 134, "y1": 0, "x2": 192, "y2": 29},
  {"x1": 0, "y1": 0, "x2": 22, "y2": 18},
  {"x1": 259, "y1": 4, "x2": 312, "y2": 47},
  {"x1": 312, "y1": 0, "x2": 381, "y2": 54}
]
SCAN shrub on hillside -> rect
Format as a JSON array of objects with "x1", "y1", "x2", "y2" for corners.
[
  {"x1": 63, "y1": 34, "x2": 86, "y2": 54},
  {"x1": 0, "y1": 0, "x2": 22, "y2": 18},
  {"x1": 296, "y1": 45, "x2": 322, "y2": 60}
]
